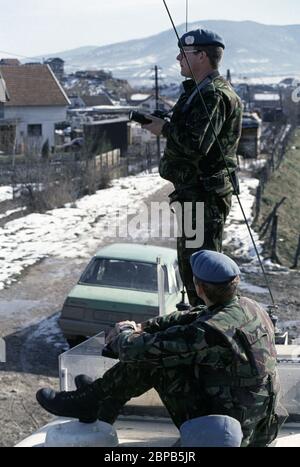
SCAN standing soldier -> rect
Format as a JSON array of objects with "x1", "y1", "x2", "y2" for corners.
[{"x1": 142, "y1": 29, "x2": 243, "y2": 306}]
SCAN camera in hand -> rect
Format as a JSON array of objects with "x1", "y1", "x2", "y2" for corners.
[{"x1": 129, "y1": 111, "x2": 153, "y2": 125}]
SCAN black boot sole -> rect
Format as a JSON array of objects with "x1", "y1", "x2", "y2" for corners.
[{"x1": 36, "y1": 391, "x2": 98, "y2": 424}]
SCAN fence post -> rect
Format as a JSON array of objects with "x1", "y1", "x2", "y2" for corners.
[
  {"x1": 270, "y1": 151, "x2": 275, "y2": 172},
  {"x1": 291, "y1": 235, "x2": 300, "y2": 270},
  {"x1": 270, "y1": 214, "x2": 281, "y2": 264},
  {"x1": 259, "y1": 197, "x2": 286, "y2": 238},
  {"x1": 253, "y1": 184, "x2": 261, "y2": 224},
  {"x1": 126, "y1": 152, "x2": 129, "y2": 176},
  {"x1": 11, "y1": 168, "x2": 17, "y2": 200}
]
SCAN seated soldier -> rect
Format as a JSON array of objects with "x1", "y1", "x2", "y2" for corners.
[{"x1": 36, "y1": 250, "x2": 287, "y2": 447}]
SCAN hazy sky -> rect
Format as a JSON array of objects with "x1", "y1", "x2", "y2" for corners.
[{"x1": 1, "y1": 0, "x2": 300, "y2": 58}]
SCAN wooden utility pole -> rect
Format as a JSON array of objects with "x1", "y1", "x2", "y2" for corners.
[{"x1": 226, "y1": 69, "x2": 232, "y2": 85}]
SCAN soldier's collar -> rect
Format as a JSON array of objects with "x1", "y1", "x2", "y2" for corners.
[
  {"x1": 182, "y1": 71, "x2": 220, "y2": 93},
  {"x1": 182, "y1": 79, "x2": 195, "y2": 92},
  {"x1": 207, "y1": 303, "x2": 223, "y2": 314},
  {"x1": 207, "y1": 297, "x2": 239, "y2": 313}
]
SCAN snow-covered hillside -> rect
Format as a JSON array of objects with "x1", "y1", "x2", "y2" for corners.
[{"x1": 35, "y1": 20, "x2": 300, "y2": 84}]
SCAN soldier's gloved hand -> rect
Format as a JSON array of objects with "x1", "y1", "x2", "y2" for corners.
[
  {"x1": 115, "y1": 320, "x2": 139, "y2": 334},
  {"x1": 135, "y1": 323, "x2": 144, "y2": 333},
  {"x1": 106, "y1": 321, "x2": 138, "y2": 346},
  {"x1": 142, "y1": 114, "x2": 165, "y2": 136}
]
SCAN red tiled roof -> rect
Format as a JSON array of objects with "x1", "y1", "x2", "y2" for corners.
[
  {"x1": 0, "y1": 64, "x2": 70, "y2": 107},
  {"x1": 0, "y1": 59, "x2": 21, "y2": 66}
]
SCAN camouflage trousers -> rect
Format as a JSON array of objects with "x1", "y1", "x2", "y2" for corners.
[
  {"x1": 173, "y1": 191, "x2": 232, "y2": 307},
  {"x1": 91, "y1": 360, "x2": 277, "y2": 447},
  {"x1": 93, "y1": 360, "x2": 194, "y2": 429}
]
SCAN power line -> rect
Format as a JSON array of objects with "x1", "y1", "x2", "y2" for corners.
[{"x1": 0, "y1": 50, "x2": 38, "y2": 61}]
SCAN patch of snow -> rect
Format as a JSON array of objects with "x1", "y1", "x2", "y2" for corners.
[
  {"x1": 240, "y1": 262, "x2": 290, "y2": 275},
  {"x1": 234, "y1": 75, "x2": 300, "y2": 85},
  {"x1": 240, "y1": 159, "x2": 267, "y2": 171},
  {"x1": 279, "y1": 320, "x2": 300, "y2": 329},
  {"x1": 29, "y1": 313, "x2": 66, "y2": 349},
  {"x1": 130, "y1": 94, "x2": 150, "y2": 101},
  {"x1": 224, "y1": 175, "x2": 290, "y2": 280},
  {"x1": 0, "y1": 173, "x2": 169, "y2": 290},
  {"x1": 224, "y1": 177, "x2": 262, "y2": 260},
  {"x1": 0, "y1": 186, "x2": 13, "y2": 203},
  {"x1": 254, "y1": 93, "x2": 280, "y2": 101},
  {"x1": 239, "y1": 280, "x2": 269, "y2": 295}
]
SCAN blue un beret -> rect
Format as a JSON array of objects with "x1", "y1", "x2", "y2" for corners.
[
  {"x1": 179, "y1": 29, "x2": 225, "y2": 49},
  {"x1": 190, "y1": 250, "x2": 240, "y2": 284}
]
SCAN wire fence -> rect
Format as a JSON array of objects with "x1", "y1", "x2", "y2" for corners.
[
  {"x1": 253, "y1": 123, "x2": 298, "y2": 267},
  {"x1": 0, "y1": 142, "x2": 162, "y2": 214}
]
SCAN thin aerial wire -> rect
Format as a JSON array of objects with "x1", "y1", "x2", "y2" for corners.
[{"x1": 186, "y1": 0, "x2": 189, "y2": 32}]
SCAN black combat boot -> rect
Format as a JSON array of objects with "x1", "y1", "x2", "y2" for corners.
[
  {"x1": 74, "y1": 374, "x2": 94, "y2": 390},
  {"x1": 36, "y1": 384, "x2": 101, "y2": 423}
]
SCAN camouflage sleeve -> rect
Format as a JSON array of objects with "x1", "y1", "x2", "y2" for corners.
[
  {"x1": 164, "y1": 91, "x2": 227, "y2": 157},
  {"x1": 110, "y1": 322, "x2": 208, "y2": 366},
  {"x1": 142, "y1": 309, "x2": 204, "y2": 334}
]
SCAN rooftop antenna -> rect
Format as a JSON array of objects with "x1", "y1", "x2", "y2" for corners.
[{"x1": 186, "y1": 0, "x2": 189, "y2": 32}]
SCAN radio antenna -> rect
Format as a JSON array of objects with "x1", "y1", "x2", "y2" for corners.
[{"x1": 186, "y1": 0, "x2": 189, "y2": 32}]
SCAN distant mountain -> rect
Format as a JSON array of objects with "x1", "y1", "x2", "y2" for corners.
[{"x1": 37, "y1": 21, "x2": 300, "y2": 84}]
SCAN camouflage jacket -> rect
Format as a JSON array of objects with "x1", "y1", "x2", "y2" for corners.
[
  {"x1": 109, "y1": 296, "x2": 285, "y2": 445},
  {"x1": 159, "y1": 75, "x2": 243, "y2": 189},
  {"x1": 112, "y1": 296, "x2": 277, "y2": 383}
]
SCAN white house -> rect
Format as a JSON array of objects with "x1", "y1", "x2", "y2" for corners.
[
  {"x1": 129, "y1": 121, "x2": 156, "y2": 145},
  {"x1": 253, "y1": 93, "x2": 281, "y2": 107},
  {"x1": 0, "y1": 63, "x2": 70, "y2": 154},
  {"x1": 0, "y1": 71, "x2": 8, "y2": 103},
  {"x1": 129, "y1": 94, "x2": 173, "y2": 114}
]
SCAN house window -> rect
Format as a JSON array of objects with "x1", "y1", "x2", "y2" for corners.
[{"x1": 28, "y1": 124, "x2": 42, "y2": 137}]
